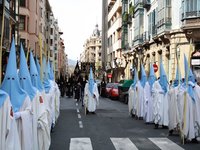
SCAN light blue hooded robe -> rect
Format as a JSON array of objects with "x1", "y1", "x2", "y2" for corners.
[
  {"x1": 140, "y1": 64, "x2": 147, "y2": 88},
  {"x1": 148, "y1": 63, "x2": 156, "y2": 90},
  {"x1": 1, "y1": 38, "x2": 27, "y2": 112},
  {"x1": 159, "y1": 61, "x2": 168, "y2": 94},
  {"x1": 29, "y1": 51, "x2": 44, "y2": 92},
  {"x1": 19, "y1": 44, "x2": 37, "y2": 101}
]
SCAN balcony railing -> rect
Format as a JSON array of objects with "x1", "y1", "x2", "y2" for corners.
[
  {"x1": 182, "y1": 11, "x2": 200, "y2": 20},
  {"x1": 143, "y1": 31, "x2": 150, "y2": 43},
  {"x1": 133, "y1": 34, "x2": 143, "y2": 46}
]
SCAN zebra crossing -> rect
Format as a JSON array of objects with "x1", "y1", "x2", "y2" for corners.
[{"x1": 69, "y1": 137, "x2": 184, "y2": 150}]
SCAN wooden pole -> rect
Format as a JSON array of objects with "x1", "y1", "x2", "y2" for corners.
[
  {"x1": 39, "y1": 33, "x2": 43, "y2": 81},
  {"x1": 0, "y1": 0, "x2": 6, "y2": 83}
]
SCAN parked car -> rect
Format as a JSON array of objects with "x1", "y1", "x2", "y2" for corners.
[
  {"x1": 118, "y1": 79, "x2": 133, "y2": 104},
  {"x1": 105, "y1": 83, "x2": 114, "y2": 98},
  {"x1": 109, "y1": 83, "x2": 119, "y2": 100}
]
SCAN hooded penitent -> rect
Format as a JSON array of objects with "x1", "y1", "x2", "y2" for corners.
[
  {"x1": 173, "y1": 65, "x2": 181, "y2": 87},
  {"x1": 184, "y1": 54, "x2": 195, "y2": 101},
  {"x1": 131, "y1": 67, "x2": 138, "y2": 88},
  {"x1": 140, "y1": 64, "x2": 147, "y2": 88},
  {"x1": 19, "y1": 44, "x2": 37, "y2": 101},
  {"x1": 47, "y1": 60, "x2": 54, "y2": 80},
  {"x1": 89, "y1": 67, "x2": 94, "y2": 95},
  {"x1": 1, "y1": 38, "x2": 27, "y2": 112},
  {"x1": 159, "y1": 61, "x2": 168, "y2": 94},
  {"x1": 30, "y1": 51, "x2": 43, "y2": 92},
  {"x1": 42, "y1": 57, "x2": 51, "y2": 93},
  {"x1": 148, "y1": 63, "x2": 156, "y2": 89}
]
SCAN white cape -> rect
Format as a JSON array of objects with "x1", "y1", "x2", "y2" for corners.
[
  {"x1": 84, "y1": 83, "x2": 99, "y2": 112},
  {"x1": 0, "y1": 97, "x2": 21, "y2": 150},
  {"x1": 16, "y1": 96, "x2": 33, "y2": 150}
]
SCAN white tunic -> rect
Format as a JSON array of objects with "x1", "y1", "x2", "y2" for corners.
[
  {"x1": 15, "y1": 96, "x2": 33, "y2": 150},
  {"x1": 168, "y1": 86, "x2": 180, "y2": 130},
  {"x1": 37, "y1": 91, "x2": 51, "y2": 150},
  {"x1": 0, "y1": 97, "x2": 21, "y2": 150},
  {"x1": 128, "y1": 86, "x2": 134, "y2": 115},
  {"x1": 152, "y1": 81, "x2": 169, "y2": 126},
  {"x1": 143, "y1": 82, "x2": 154, "y2": 123},
  {"x1": 84, "y1": 83, "x2": 99, "y2": 112}
]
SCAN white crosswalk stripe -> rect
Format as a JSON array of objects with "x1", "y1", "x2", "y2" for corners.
[
  {"x1": 69, "y1": 137, "x2": 184, "y2": 150},
  {"x1": 111, "y1": 138, "x2": 139, "y2": 150},
  {"x1": 69, "y1": 138, "x2": 93, "y2": 150},
  {"x1": 149, "y1": 138, "x2": 184, "y2": 150}
]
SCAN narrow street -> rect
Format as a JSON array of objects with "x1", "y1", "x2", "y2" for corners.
[{"x1": 50, "y1": 96, "x2": 200, "y2": 150}]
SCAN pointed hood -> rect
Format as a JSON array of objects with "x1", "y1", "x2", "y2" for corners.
[
  {"x1": 0, "y1": 90, "x2": 8, "y2": 108},
  {"x1": 184, "y1": 54, "x2": 195, "y2": 83},
  {"x1": 131, "y1": 67, "x2": 138, "y2": 88},
  {"x1": 148, "y1": 63, "x2": 156, "y2": 89},
  {"x1": 89, "y1": 67, "x2": 95, "y2": 94},
  {"x1": 140, "y1": 64, "x2": 147, "y2": 88},
  {"x1": 159, "y1": 61, "x2": 168, "y2": 94},
  {"x1": 19, "y1": 44, "x2": 37, "y2": 101},
  {"x1": 173, "y1": 65, "x2": 181, "y2": 87},
  {"x1": 42, "y1": 57, "x2": 51, "y2": 93},
  {"x1": 1, "y1": 38, "x2": 27, "y2": 112},
  {"x1": 47, "y1": 60, "x2": 54, "y2": 80},
  {"x1": 30, "y1": 51, "x2": 43, "y2": 92},
  {"x1": 184, "y1": 54, "x2": 195, "y2": 101}
]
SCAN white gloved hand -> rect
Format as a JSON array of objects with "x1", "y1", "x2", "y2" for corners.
[
  {"x1": 188, "y1": 81, "x2": 195, "y2": 88},
  {"x1": 14, "y1": 112, "x2": 21, "y2": 119}
]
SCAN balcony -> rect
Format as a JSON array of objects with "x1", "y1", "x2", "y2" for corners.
[
  {"x1": 113, "y1": 39, "x2": 121, "y2": 51},
  {"x1": 108, "y1": 0, "x2": 122, "y2": 21},
  {"x1": 143, "y1": 31, "x2": 150, "y2": 44},
  {"x1": 181, "y1": 11, "x2": 200, "y2": 29},
  {"x1": 133, "y1": 34, "x2": 143, "y2": 47},
  {"x1": 108, "y1": 17, "x2": 122, "y2": 37}
]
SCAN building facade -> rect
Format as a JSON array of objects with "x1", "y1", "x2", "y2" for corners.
[
  {"x1": 0, "y1": 0, "x2": 18, "y2": 82},
  {"x1": 82, "y1": 24, "x2": 102, "y2": 78}
]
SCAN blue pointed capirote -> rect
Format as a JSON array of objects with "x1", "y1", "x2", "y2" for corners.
[
  {"x1": 148, "y1": 63, "x2": 156, "y2": 89},
  {"x1": 184, "y1": 54, "x2": 195, "y2": 101},
  {"x1": 30, "y1": 51, "x2": 44, "y2": 92},
  {"x1": 89, "y1": 67, "x2": 94, "y2": 95},
  {"x1": 184, "y1": 54, "x2": 195, "y2": 83},
  {"x1": 140, "y1": 64, "x2": 147, "y2": 88},
  {"x1": 1, "y1": 37, "x2": 27, "y2": 112},
  {"x1": 19, "y1": 44, "x2": 37, "y2": 101},
  {"x1": 159, "y1": 61, "x2": 168, "y2": 94},
  {"x1": 42, "y1": 57, "x2": 51, "y2": 93}
]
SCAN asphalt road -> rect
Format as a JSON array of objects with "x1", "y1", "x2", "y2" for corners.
[{"x1": 50, "y1": 96, "x2": 200, "y2": 150}]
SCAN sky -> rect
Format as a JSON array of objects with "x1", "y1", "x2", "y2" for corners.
[{"x1": 49, "y1": 0, "x2": 102, "y2": 61}]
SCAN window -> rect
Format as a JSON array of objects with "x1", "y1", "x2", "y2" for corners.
[
  {"x1": 20, "y1": 38, "x2": 26, "y2": 47},
  {"x1": 50, "y1": 39, "x2": 53, "y2": 46},
  {"x1": 40, "y1": 8, "x2": 43, "y2": 18},
  {"x1": 19, "y1": 15, "x2": 26, "y2": 30},
  {"x1": 20, "y1": 0, "x2": 26, "y2": 7},
  {"x1": 50, "y1": 28, "x2": 53, "y2": 35},
  {"x1": 35, "y1": 20, "x2": 37, "y2": 34}
]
